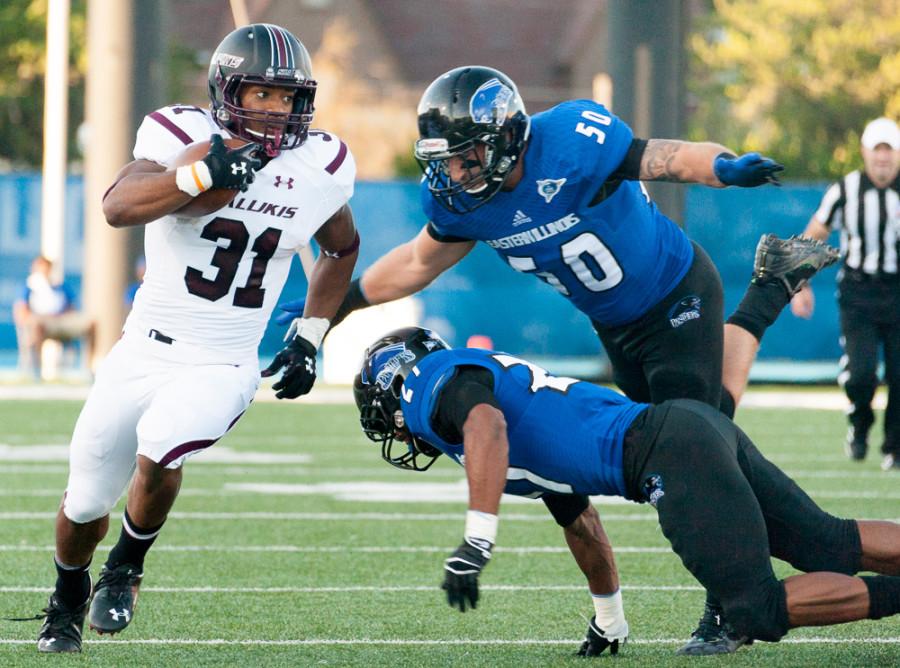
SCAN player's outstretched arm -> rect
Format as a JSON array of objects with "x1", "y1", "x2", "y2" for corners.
[
  {"x1": 442, "y1": 403, "x2": 508, "y2": 612},
  {"x1": 639, "y1": 139, "x2": 783, "y2": 188},
  {"x1": 275, "y1": 224, "x2": 476, "y2": 331},
  {"x1": 361, "y1": 225, "x2": 475, "y2": 304}
]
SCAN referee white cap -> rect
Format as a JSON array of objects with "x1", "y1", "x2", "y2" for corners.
[{"x1": 861, "y1": 117, "x2": 900, "y2": 150}]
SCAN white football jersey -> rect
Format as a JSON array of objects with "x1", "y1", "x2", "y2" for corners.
[{"x1": 123, "y1": 104, "x2": 355, "y2": 365}]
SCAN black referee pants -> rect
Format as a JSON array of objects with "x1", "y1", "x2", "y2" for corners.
[
  {"x1": 622, "y1": 399, "x2": 862, "y2": 642},
  {"x1": 838, "y1": 273, "x2": 900, "y2": 455}
]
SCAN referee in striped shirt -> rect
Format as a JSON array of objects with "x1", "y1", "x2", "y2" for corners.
[{"x1": 792, "y1": 117, "x2": 900, "y2": 470}]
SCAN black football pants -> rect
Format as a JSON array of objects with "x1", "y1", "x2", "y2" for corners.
[
  {"x1": 593, "y1": 242, "x2": 726, "y2": 411},
  {"x1": 622, "y1": 399, "x2": 862, "y2": 641}
]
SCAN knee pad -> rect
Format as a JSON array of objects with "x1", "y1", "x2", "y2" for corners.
[
  {"x1": 722, "y1": 579, "x2": 789, "y2": 642},
  {"x1": 63, "y1": 489, "x2": 114, "y2": 524}
]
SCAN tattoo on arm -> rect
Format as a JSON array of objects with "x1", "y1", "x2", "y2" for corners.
[{"x1": 640, "y1": 139, "x2": 687, "y2": 182}]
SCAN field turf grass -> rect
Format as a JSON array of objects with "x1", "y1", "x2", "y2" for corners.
[{"x1": 0, "y1": 397, "x2": 898, "y2": 666}]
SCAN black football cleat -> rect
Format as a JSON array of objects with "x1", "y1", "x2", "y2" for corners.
[
  {"x1": 88, "y1": 563, "x2": 143, "y2": 634},
  {"x1": 37, "y1": 594, "x2": 89, "y2": 653},
  {"x1": 751, "y1": 234, "x2": 839, "y2": 297},
  {"x1": 677, "y1": 603, "x2": 752, "y2": 656},
  {"x1": 882, "y1": 454, "x2": 900, "y2": 471}
]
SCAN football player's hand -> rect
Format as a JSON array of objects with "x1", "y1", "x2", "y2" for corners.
[
  {"x1": 203, "y1": 135, "x2": 262, "y2": 191},
  {"x1": 261, "y1": 335, "x2": 317, "y2": 399},
  {"x1": 274, "y1": 297, "x2": 307, "y2": 326},
  {"x1": 442, "y1": 537, "x2": 492, "y2": 612},
  {"x1": 713, "y1": 152, "x2": 783, "y2": 187},
  {"x1": 274, "y1": 278, "x2": 368, "y2": 329},
  {"x1": 576, "y1": 616, "x2": 628, "y2": 657}
]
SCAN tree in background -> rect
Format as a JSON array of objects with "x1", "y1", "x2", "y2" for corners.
[
  {"x1": 0, "y1": 0, "x2": 87, "y2": 170},
  {"x1": 689, "y1": 0, "x2": 899, "y2": 179}
]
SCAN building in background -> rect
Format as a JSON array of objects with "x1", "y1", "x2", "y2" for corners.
[{"x1": 165, "y1": 0, "x2": 610, "y2": 179}]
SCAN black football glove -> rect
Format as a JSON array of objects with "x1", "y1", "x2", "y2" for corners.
[
  {"x1": 203, "y1": 135, "x2": 263, "y2": 192},
  {"x1": 576, "y1": 616, "x2": 627, "y2": 657},
  {"x1": 261, "y1": 335, "x2": 317, "y2": 399},
  {"x1": 442, "y1": 537, "x2": 492, "y2": 612}
]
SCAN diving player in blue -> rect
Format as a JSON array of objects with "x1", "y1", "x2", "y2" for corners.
[
  {"x1": 278, "y1": 66, "x2": 838, "y2": 654},
  {"x1": 354, "y1": 326, "x2": 900, "y2": 658}
]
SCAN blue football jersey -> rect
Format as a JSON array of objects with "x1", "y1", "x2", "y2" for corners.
[
  {"x1": 400, "y1": 348, "x2": 649, "y2": 498},
  {"x1": 423, "y1": 100, "x2": 694, "y2": 327}
]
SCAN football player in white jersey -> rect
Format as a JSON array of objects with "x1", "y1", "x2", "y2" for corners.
[{"x1": 36, "y1": 24, "x2": 359, "y2": 653}]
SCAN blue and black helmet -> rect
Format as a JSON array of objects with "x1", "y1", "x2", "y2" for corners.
[
  {"x1": 414, "y1": 66, "x2": 530, "y2": 214},
  {"x1": 354, "y1": 327, "x2": 449, "y2": 471}
]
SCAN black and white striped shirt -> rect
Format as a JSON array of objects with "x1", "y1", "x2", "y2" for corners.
[{"x1": 815, "y1": 170, "x2": 900, "y2": 275}]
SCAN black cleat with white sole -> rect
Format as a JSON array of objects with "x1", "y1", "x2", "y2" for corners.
[
  {"x1": 88, "y1": 563, "x2": 143, "y2": 634},
  {"x1": 37, "y1": 594, "x2": 89, "y2": 653}
]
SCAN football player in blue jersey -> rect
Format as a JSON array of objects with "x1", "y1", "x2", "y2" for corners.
[
  {"x1": 354, "y1": 327, "x2": 900, "y2": 657},
  {"x1": 278, "y1": 66, "x2": 838, "y2": 654}
]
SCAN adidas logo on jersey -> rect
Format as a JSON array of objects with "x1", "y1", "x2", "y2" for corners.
[{"x1": 512, "y1": 210, "x2": 533, "y2": 227}]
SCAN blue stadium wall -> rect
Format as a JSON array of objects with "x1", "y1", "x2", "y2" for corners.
[{"x1": 0, "y1": 176, "x2": 841, "y2": 367}]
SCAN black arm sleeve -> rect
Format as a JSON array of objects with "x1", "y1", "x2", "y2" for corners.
[
  {"x1": 587, "y1": 138, "x2": 649, "y2": 207},
  {"x1": 542, "y1": 493, "x2": 591, "y2": 528},
  {"x1": 425, "y1": 221, "x2": 473, "y2": 244},
  {"x1": 608, "y1": 138, "x2": 648, "y2": 181},
  {"x1": 432, "y1": 367, "x2": 500, "y2": 443}
]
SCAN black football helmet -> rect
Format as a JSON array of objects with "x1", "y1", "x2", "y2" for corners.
[
  {"x1": 353, "y1": 327, "x2": 450, "y2": 471},
  {"x1": 208, "y1": 23, "x2": 317, "y2": 156},
  {"x1": 415, "y1": 66, "x2": 530, "y2": 214}
]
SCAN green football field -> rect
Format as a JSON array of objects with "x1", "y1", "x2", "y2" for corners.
[{"x1": 0, "y1": 397, "x2": 898, "y2": 667}]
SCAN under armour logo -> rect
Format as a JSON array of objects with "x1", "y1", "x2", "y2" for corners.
[
  {"x1": 274, "y1": 175, "x2": 294, "y2": 189},
  {"x1": 231, "y1": 162, "x2": 247, "y2": 175},
  {"x1": 305, "y1": 359, "x2": 314, "y2": 373},
  {"x1": 108, "y1": 608, "x2": 131, "y2": 623}
]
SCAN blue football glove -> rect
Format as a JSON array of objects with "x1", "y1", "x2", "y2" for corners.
[
  {"x1": 273, "y1": 278, "x2": 370, "y2": 329},
  {"x1": 274, "y1": 298, "x2": 306, "y2": 326},
  {"x1": 713, "y1": 152, "x2": 783, "y2": 187}
]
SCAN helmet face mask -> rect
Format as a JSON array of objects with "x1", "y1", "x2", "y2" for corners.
[
  {"x1": 354, "y1": 327, "x2": 449, "y2": 471},
  {"x1": 208, "y1": 24, "x2": 317, "y2": 156},
  {"x1": 415, "y1": 67, "x2": 530, "y2": 214}
]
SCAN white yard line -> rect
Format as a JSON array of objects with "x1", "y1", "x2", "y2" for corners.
[
  {"x1": 3, "y1": 511, "x2": 899, "y2": 522},
  {"x1": 0, "y1": 511, "x2": 655, "y2": 521},
  {"x1": 0, "y1": 637, "x2": 898, "y2": 646},
  {"x1": 0, "y1": 544, "x2": 670, "y2": 554}
]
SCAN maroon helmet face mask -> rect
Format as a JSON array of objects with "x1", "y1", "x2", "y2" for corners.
[{"x1": 208, "y1": 24, "x2": 317, "y2": 156}]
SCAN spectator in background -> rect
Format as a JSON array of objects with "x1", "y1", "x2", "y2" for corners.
[
  {"x1": 791, "y1": 117, "x2": 900, "y2": 471},
  {"x1": 124, "y1": 256, "x2": 146, "y2": 309},
  {"x1": 12, "y1": 255, "x2": 95, "y2": 378}
]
